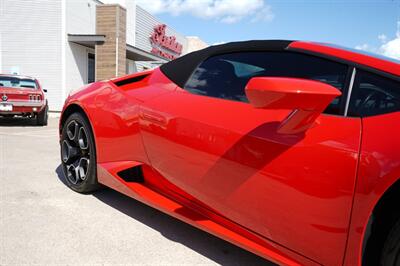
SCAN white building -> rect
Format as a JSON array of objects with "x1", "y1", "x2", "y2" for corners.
[{"x1": 0, "y1": 0, "x2": 207, "y2": 111}]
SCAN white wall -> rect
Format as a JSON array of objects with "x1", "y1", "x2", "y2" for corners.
[
  {"x1": 65, "y1": 0, "x2": 99, "y2": 97},
  {"x1": 135, "y1": 61, "x2": 152, "y2": 72},
  {"x1": 66, "y1": 43, "x2": 94, "y2": 94},
  {"x1": 1, "y1": 0, "x2": 63, "y2": 111},
  {"x1": 126, "y1": 59, "x2": 137, "y2": 74},
  {"x1": 66, "y1": 0, "x2": 98, "y2": 34},
  {"x1": 125, "y1": 0, "x2": 136, "y2": 46},
  {"x1": 0, "y1": 0, "x2": 3, "y2": 73}
]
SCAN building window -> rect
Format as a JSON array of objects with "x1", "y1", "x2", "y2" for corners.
[{"x1": 88, "y1": 53, "x2": 95, "y2": 83}]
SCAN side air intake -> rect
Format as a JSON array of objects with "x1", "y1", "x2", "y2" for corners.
[
  {"x1": 117, "y1": 166, "x2": 144, "y2": 183},
  {"x1": 113, "y1": 73, "x2": 149, "y2": 87}
]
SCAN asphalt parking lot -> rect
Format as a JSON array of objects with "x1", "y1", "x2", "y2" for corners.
[{"x1": 0, "y1": 116, "x2": 272, "y2": 265}]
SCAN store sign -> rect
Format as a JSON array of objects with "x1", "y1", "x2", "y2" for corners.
[{"x1": 150, "y1": 24, "x2": 183, "y2": 60}]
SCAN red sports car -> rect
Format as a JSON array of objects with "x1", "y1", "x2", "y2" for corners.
[
  {"x1": 59, "y1": 41, "x2": 400, "y2": 266},
  {"x1": 0, "y1": 74, "x2": 48, "y2": 125}
]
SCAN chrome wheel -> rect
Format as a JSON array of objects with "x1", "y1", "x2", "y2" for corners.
[{"x1": 61, "y1": 120, "x2": 91, "y2": 185}]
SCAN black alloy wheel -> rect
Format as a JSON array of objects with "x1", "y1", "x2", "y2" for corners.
[
  {"x1": 60, "y1": 112, "x2": 100, "y2": 193},
  {"x1": 380, "y1": 219, "x2": 400, "y2": 266}
]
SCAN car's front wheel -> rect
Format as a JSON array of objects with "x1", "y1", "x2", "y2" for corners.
[
  {"x1": 380, "y1": 219, "x2": 400, "y2": 266},
  {"x1": 60, "y1": 112, "x2": 100, "y2": 193}
]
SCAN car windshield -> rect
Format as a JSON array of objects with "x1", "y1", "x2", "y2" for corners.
[{"x1": 0, "y1": 76, "x2": 38, "y2": 89}]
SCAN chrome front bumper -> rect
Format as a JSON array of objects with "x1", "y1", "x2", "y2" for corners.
[{"x1": 0, "y1": 101, "x2": 44, "y2": 107}]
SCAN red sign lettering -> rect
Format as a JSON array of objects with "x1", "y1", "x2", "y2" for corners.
[{"x1": 150, "y1": 24, "x2": 183, "y2": 59}]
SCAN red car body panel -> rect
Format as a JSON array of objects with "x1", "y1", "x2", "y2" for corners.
[
  {"x1": 139, "y1": 76, "x2": 360, "y2": 266},
  {"x1": 0, "y1": 75, "x2": 46, "y2": 115},
  {"x1": 343, "y1": 112, "x2": 400, "y2": 265},
  {"x1": 60, "y1": 42, "x2": 400, "y2": 266}
]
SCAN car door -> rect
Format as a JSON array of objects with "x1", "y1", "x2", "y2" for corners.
[
  {"x1": 140, "y1": 51, "x2": 361, "y2": 265},
  {"x1": 344, "y1": 69, "x2": 400, "y2": 266}
]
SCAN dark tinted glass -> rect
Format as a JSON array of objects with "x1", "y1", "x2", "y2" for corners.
[
  {"x1": 88, "y1": 53, "x2": 95, "y2": 84},
  {"x1": 348, "y1": 70, "x2": 400, "y2": 117},
  {"x1": 0, "y1": 76, "x2": 37, "y2": 89},
  {"x1": 184, "y1": 52, "x2": 348, "y2": 115}
]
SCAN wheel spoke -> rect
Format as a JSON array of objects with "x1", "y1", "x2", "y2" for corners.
[
  {"x1": 61, "y1": 140, "x2": 79, "y2": 164},
  {"x1": 77, "y1": 157, "x2": 89, "y2": 181},
  {"x1": 66, "y1": 164, "x2": 79, "y2": 184},
  {"x1": 62, "y1": 119, "x2": 91, "y2": 186},
  {"x1": 78, "y1": 127, "x2": 89, "y2": 150},
  {"x1": 66, "y1": 120, "x2": 79, "y2": 143}
]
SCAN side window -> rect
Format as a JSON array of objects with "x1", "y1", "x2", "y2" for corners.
[
  {"x1": 184, "y1": 52, "x2": 348, "y2": 115},
  {"x1": 348, "y1": 70, "x2": 400, "y2": 117}
]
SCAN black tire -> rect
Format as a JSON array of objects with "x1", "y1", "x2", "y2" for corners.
[
  {"x1": 36, "y1": 104, "x2": 48, "y2": 126},
  {"x1": 60, "y1": 112, "x2": 100, "y2": 193},
  {"x1": 381, "y1": 219, "x2": 400, "y2": 266}
]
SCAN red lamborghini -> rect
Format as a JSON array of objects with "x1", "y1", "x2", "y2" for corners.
[{"x1": 59, "y1": 41, "x2": 400, "y2": 266}]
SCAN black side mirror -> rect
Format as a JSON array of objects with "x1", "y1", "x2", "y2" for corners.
[{"x1": 43, "y1": 89, "x2": 48, "y2": 93}]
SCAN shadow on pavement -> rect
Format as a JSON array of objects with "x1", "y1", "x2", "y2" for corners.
[
  {"x1": 55, "y1": 165, "x2": 274, "y2": 266},
  {"x1": 0, "y1": 116, "x2": 42, "y2": 127}
]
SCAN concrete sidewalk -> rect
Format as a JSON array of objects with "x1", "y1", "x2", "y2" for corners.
[{"x1": 0, "y1": 117, "x2": 272, "y2": 265}]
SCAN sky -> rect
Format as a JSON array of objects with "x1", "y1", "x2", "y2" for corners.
[{"x1": 103, "y1": 0, "x2": 400, "y2": 59}]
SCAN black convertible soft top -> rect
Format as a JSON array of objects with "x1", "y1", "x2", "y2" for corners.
[{"x1": 160, "y1": 40, "x2": 293, "y2": 88}]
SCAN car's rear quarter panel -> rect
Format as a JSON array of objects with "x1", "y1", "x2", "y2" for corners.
[
  {"x1": 63, "y1": 69, "x2": 177, "y2": 166},
  {"x1": 344, "y1": 112, "x2": 400, "y2": 265}
]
